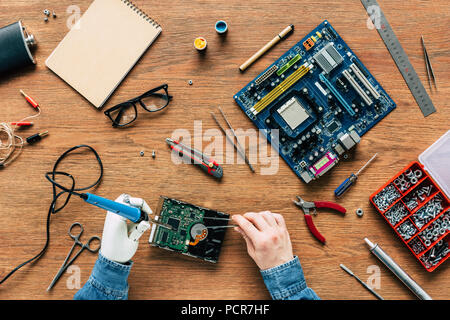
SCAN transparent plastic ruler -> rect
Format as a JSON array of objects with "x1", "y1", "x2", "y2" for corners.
[{"x1": 361, "y1": 0, "x2": 436, "y2": 117}]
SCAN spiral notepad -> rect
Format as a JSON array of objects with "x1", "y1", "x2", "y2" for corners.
[{"x1": 46, "y1": 0, "x2": 162, "y2": 108}]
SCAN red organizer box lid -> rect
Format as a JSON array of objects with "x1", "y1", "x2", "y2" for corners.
[{"x1": 419, "y1": 130, "x2": 450, "y2": 198}]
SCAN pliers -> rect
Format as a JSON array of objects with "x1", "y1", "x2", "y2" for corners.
[{"x1": 293, "y1": 196, "x2": 346, "y2": 244}]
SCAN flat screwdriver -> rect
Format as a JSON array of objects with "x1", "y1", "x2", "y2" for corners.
[{"x1": 334, "y1": 153, "x2": 378, "y2": 197}]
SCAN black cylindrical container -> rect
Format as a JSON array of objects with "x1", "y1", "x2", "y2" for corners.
[{"x1": 0, "y1": 21, "x2": 36, "y2": 74}]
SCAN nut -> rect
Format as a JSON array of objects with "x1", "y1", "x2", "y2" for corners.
[{"x1": 356, "y1": 208, "x2": 364, "y2": 217}]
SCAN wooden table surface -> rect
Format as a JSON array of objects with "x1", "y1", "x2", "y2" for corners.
[{"x1": 0, "y1": 0, "x2": 448, "y2": 300}]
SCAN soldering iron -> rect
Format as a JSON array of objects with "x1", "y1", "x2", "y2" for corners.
[
  {"x1": 80, "y1": 193, "x2": 147, "y2": 223},
  {"x1": 79, "y1": 193, "x2": 172, "y2": 228}
]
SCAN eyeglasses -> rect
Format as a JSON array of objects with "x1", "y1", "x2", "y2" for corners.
[{"x1": 104, "y1": 84, "x2": 172, "y2": 127}]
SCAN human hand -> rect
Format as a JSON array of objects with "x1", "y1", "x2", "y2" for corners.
[
  {"x1": 232, "y1": 211, "x2": 294, "y2": 270},
  {"x1": 100, "y1": 194, "x2": 152, "y2": 264}
]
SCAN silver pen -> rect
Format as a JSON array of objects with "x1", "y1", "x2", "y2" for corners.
[{"x1": 364, "y1": 238, "x2": 432, "y2": 300}]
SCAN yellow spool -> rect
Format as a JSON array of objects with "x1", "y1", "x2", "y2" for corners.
[{"x1": 194, "y1": 37, "x2": 207, "y2": 51}]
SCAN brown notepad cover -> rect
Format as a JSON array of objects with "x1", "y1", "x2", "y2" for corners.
[{"x1": 46, "y1": 0, "x2": 162, "y2": 108}]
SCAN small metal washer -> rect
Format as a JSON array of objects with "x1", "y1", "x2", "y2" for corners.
[{"x1": 356, "y1": 208, "x2": 364, "y2": 217}]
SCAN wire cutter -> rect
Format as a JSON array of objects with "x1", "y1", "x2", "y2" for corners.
[{"x1": 293, "y1": 196, "x2": 346, "y2": 244}]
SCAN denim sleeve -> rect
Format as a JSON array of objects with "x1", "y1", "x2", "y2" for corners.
[
  {"x1": 260, "y1": 256, "x2": 320, "y2": 300},
  {"x1": 74, "y1": 253, "x2": 132, "y2": 300}
]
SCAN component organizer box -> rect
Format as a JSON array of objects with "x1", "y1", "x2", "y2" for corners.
[{"x1": 370, "y1": 131, "x2": 450, "y2": 272}]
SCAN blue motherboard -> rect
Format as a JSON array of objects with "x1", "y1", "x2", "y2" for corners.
[{"x1": 234, "y1": 20, "x2": 396, "y2": 183}]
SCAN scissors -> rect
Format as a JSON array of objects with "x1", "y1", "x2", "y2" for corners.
[{"x1": 47, "y1": 222, "x2": 101, "y2": 291}]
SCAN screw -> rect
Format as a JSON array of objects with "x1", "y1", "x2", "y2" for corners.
[
  {"x1": 52, "y1": 11, "x2": 57, "y2": 18},
  {"x1": 152, "y1": 150, "x2": 156, "y2": 159},
  {"x1": 140, "y1": 151, "x2": 145, "y2": 157},
  {"x1": 44, "y1": 17, "x2": 49, "y2": 22}
]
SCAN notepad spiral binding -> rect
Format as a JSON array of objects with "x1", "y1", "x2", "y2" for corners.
[{"x1": 121, "y1": 0, "x2": 161, "y2": 28}]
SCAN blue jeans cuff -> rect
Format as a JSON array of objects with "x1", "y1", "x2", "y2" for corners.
[
  {"x1": 87, "y1": 253, "x2": 132, "y2": 297},
  {"x1": 260, "y1": 256, "x2": 308, "y2": 299}
]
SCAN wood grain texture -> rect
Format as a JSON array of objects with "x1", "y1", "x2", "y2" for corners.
[{"x1": 0, "y1": 0, "x2": 449, "y2": 300}]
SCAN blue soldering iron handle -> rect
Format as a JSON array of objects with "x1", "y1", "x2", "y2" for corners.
[
  {"x1": 83, "y1": 193, "x2": 143, "y2": 223},
  {"x1": 334, "y1": 174, "x2": 357, "y2": 197}
]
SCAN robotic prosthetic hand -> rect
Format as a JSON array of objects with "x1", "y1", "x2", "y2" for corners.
[{"x1": 100, "y1": 194, "x2": 152, "y2": 264}]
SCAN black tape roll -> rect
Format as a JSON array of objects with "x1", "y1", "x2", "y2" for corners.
[{"x1": 0, "y1": 21, "x2": 35, "y2": 74}]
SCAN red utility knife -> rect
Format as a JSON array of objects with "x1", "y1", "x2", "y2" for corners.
[
  {"x1": 166, "y1": 138, "x2": 223, "y2": 179},
  {"x1": 293, "y1": 196, "x2": 346, "y2": 244}
]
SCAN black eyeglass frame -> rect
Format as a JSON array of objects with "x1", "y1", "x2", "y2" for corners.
[{"x1": 104, "y1": 84, "x2": 172, "y2": 127}]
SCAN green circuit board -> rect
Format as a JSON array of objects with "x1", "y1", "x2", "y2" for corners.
[
  {"x1": 148, "y1": 196, "x2": 229, "y2": 263},
  {"x1": 153, "y1": 197, "x2": 206, "y2": 251}
]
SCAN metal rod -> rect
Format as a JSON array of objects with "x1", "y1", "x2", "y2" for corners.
[
  {"x1": 340, "y1": 264, "x2": 384, "y2": 300},
  {"x1": 355, "y1": 153, "x2": 378, "y2": 177}
]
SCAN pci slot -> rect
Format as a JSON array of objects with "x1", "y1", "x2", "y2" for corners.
[
  {"x1": 342, "y1": 70, "x2": 373, "y2": 106},
  {"x1": 349, "y1": 63, "x2": 381, "y2": 99},
  {"x1": 251, "y1": 63, "x2": 312, "y2": 115},
  {"x1": 319, "y1": 73, "x2": 355, "y2": 116}
]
